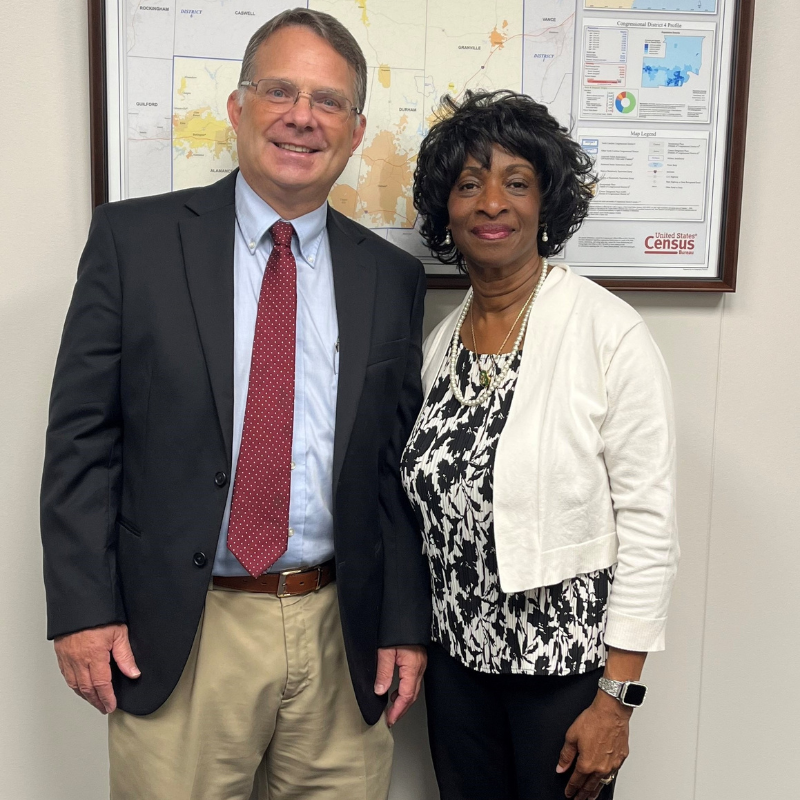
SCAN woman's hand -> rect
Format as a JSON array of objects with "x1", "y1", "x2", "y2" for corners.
[{"x1": 556, "y1": 690, "x2": 631, "y2": 800}]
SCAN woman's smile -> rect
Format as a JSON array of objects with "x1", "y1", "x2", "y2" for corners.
[{"x1": 471, "y1": 224, "x2": 514, "y2": 240}]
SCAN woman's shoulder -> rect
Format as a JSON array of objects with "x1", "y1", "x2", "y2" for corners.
[{"x1": 560, "y1": 266, "x2": 645, "y2": 341}]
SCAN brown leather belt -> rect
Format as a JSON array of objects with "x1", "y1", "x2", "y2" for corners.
[{"x1": 212, "y1": 560, "x2": 335, "y2": 597}]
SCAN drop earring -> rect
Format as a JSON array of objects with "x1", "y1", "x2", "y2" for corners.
[
  {"x1": 444, "y1": 229, "x2": 452, "y2": 245},
  {"x1": 541, "y1": 224, "x2": 549, "y2": 243}
]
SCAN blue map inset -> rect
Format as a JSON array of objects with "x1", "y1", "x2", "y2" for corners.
[
  {"x1": 642, "y1": 36, "x2": 704, "y2": 88},
  {"x1": 632, "y1": 0, "x2": 715, "y2": 10}
]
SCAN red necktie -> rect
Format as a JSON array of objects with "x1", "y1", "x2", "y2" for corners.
[{"x1": 227, "y1": 221, "x2": 296, "y2": 577}]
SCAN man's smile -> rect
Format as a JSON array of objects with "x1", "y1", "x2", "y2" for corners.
[{"x1": 273, "y1": 141, "x2": 321, "y2": 154}]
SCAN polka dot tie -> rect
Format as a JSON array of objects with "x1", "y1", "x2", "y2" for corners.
[{"x1": 228, "y1": 221, "x2": 296, "y2": 577}]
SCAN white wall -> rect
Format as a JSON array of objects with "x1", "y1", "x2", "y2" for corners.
[
  {"x1": 1, "y1": 1, "x2": 797, "y2": 798},
  {"x1": 0, "y1": 2, "x2": 107, "y2": 798}
]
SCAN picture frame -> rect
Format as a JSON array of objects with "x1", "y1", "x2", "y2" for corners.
[{"x1": 88, "y1": 0, "x2": 755, "y2": 292}]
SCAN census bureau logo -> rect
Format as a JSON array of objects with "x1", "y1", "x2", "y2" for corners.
[{"x1": 644, "y1": 232, "x2": 697, "y2": 256}]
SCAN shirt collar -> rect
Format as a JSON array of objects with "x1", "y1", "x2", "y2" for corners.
[{"x1": 235, "y1": 171, "x2": 328, "y2": 267}]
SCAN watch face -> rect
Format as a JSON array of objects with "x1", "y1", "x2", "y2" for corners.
[{"x1": 621, "y1": 682, "x2": 647, "y2": 706}]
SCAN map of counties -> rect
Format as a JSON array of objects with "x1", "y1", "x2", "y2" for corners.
[
  {"x1": 123, "y1": 0, "x2": 578, "y2": 244},
  {"x1": 584, "y1": 0, "x2": 716, "y2": 11},
  {"x1": 642, "y1": 36, "x2": 704, "y2": 87}
]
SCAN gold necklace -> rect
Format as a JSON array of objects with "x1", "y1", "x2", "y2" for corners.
[{"x1": 470, "y1": 287, "x2": 536, "y2": 388}]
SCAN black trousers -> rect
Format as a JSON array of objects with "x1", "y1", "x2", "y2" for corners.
[{"x1": 425, "y1": 642, "x2": 616, "y2": 800}]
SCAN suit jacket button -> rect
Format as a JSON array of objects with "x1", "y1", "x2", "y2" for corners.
[
  {"x1": 193, "y1": 552, "x2": 207, "y2": 568},
  {"x1": 214, "y1": 472, "x2": 228, "y2": 487}
]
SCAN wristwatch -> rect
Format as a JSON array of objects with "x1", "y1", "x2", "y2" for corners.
[{"x1": 598, "y1": 677, "x2": 648, "y2": 708}]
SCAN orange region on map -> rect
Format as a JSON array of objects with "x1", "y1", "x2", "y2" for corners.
[
  {"x1": 490, "y1": 21, "x2": 510, "y2": 48},
  {"x1": 329, "y1": 184, "x2": 359, "y2": 218},
  {"x1": 348, "y1": 130, "x2": 416, "y2": 227}
]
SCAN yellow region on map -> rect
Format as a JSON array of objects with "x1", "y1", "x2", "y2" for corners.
[
  {"x1": 355, "y1": 0, "x2": 369, "y2": 25},
  {"x1": 172, "y1": 58, "x2": 240, "y2": 190},
  {"x1": 173, "y1": 108, "x2": 236, "y2": 159}
]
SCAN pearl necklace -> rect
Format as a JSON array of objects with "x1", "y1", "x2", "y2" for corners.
[
  {"x1": 471, "y1": 288, "x2": 533, "y2": 389},
  {"x1": 449, "y1": 258, "x2": 549, "y2": 408}
]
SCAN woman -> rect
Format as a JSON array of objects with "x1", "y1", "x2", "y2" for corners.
[{"x1": 401, "y1": 91, "x2": 678, "y2": 800}]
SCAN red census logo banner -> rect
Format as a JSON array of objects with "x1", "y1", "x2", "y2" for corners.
[{"x1": 644, "y1": 232, "x2": 698, "y2": 255}]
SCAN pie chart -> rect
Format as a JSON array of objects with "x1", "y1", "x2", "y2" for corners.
[{"x1": 615, "y1": 91, "x2": 637, "y2": 114}]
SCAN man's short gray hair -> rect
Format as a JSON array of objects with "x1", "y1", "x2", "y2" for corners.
[{"x1": 238, "y1": 8, "x2": 367, "y2": 113}]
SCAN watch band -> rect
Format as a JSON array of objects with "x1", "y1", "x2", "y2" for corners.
[
  {"x1": 598, "y1": 677, "x2": 648, "y2": 707},
  {"x1": 598, "y1": 677, "x2": 624, "y2": 698}
]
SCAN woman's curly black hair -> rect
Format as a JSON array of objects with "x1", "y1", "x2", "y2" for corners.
[{"x1": 413, "y1": 90, "x2": 597, "y2": 269}]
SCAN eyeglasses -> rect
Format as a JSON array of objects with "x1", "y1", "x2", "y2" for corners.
[{"x1": 240, "y1": 78, "x2": 360, "y2": 120}]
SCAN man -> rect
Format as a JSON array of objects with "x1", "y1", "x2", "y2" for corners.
[{"x1": 41, "y1": 9, "x2": 430, "y2": 799}]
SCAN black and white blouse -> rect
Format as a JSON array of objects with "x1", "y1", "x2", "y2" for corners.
[{"x1": 401, "y1": 341, "x2": 613, "y2": 676}]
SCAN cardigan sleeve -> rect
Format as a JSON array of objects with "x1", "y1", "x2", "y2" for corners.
[{"x1": 601, "y1": 322, "x2": 679, "y2": 652}]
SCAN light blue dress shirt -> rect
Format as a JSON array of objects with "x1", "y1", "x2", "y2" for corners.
[{"x1": 213, "y1": 173, "x2": 339, "y2": 576}]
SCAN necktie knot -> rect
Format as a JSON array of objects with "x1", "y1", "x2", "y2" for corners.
[{"x1": 270, "y1": 220, "x2": 294, "y2": 249}]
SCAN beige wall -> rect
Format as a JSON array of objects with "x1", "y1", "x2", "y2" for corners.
[{"x1": 1, "y1": 1, "x2": 796, "y2": 797}]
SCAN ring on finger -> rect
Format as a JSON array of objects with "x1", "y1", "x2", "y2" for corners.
[{"x1": 599, "y1": 773, "x2": 617, "y2": 785}]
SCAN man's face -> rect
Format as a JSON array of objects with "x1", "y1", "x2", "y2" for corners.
[{"x1": 228, "y1": 26, "x2": 366, "y2": 218}]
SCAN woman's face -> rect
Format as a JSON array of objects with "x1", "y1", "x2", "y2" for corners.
[{"x1": 447, "y1": 144, "x2": 542, "y2": 275}]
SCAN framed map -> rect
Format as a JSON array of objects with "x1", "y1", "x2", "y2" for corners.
[{"x1": 88, "y1": 0, "x2": 754, "y2": 291}]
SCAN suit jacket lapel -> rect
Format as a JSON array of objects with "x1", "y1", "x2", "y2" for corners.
[
  {"x1": 180, "y1": 172, "x2": 237, "y2": 459},
  {"x1": 327, "y1": 207, "x2": 377, "y2": 491}
]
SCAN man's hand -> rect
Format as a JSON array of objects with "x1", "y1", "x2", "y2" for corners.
[
  {"x1": 54, "y1": 624, "x2": 141, "y2": 714},
  {"x1": 556, "y1": 691, "x2": 631, "y2": 800},
  {"x1": 374, "y1": 646, "x2": 427, "y2": 727}
]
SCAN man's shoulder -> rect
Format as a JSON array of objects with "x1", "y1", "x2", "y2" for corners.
[
  {"x1": 98, "y1": 187, "x2": 192, "y2": 226},
  {"x1": 98, "y1": 172, "x2": 236, "y2": 228},
  {"x1": 327, "y1": 207, "x2": 424, "y2": 278}
]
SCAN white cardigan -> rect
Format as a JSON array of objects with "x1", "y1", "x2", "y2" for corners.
[{"x1": 420, "y1": 264, "x2": 679, "y2": 652}]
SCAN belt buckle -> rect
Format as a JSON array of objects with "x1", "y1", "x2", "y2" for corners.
[
  {"x1": 276, "y1": 568, "x2": 303, "y2": 598},
  {"x1": 312, "y1": 566, "x2": 323, "y2": 591}
]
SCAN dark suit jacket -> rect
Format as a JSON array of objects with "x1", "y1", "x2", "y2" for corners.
[{"x1": 41, "y1": 171, "x2": 431, "y2": 724}]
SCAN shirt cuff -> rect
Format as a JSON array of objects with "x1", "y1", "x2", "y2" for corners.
[{"x1": 604, "y1": 609, "x2": 667, "y2": 652}]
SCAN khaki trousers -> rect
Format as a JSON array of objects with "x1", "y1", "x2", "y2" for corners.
[{"x1": 108, "y1": 582, "x2": 393, "y2": 800}]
